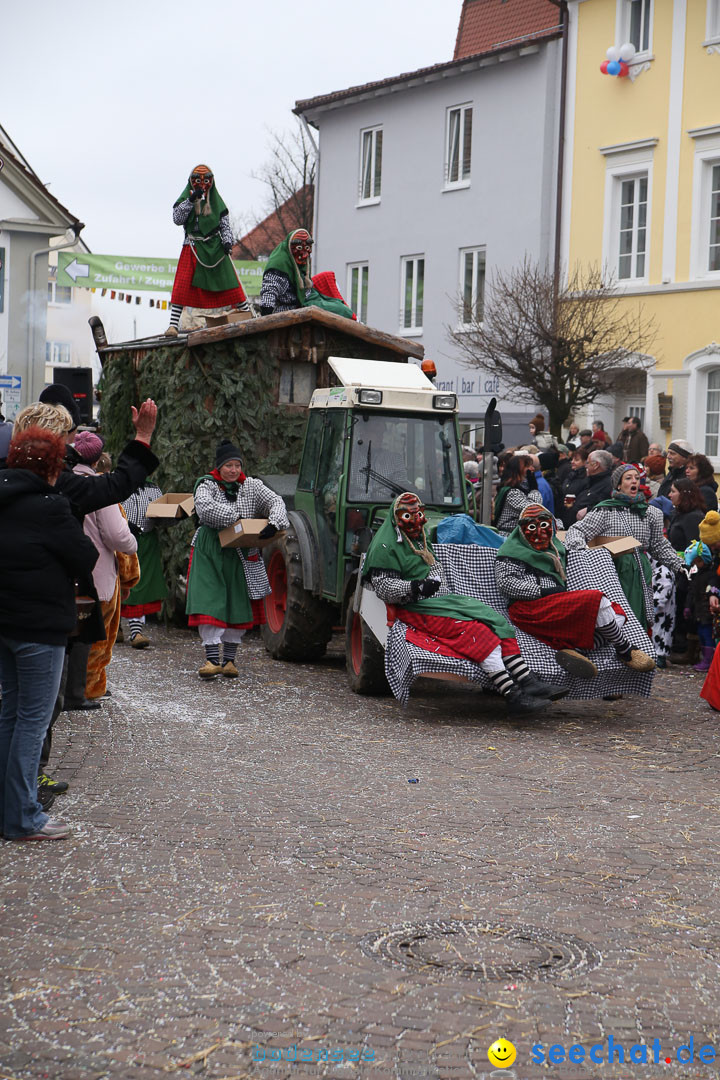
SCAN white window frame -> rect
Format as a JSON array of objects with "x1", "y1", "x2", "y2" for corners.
[
  {"x1": 399, "y1": 255, "x2": 425, "y2": 336},
  {"x1": 444, "y1": 103, "x2": 473, "y2": 190},
  {"x1": 601, "y1": 140, "x2": 655, "y2": 287},
  {"x1": 357, "y1": 126, "x2": 383, "y2": 206},
  {"x1": 706, "y1": 0, "x2": 720, "y2": 45},
  {"x1": 457, "y1": 246, "x2": 486, "y2": 330},
  {"x1": 686, "y1": 346, "x2": 720, "y2": 470},
  {"x1": 346, "y1": 262, "x2": 369, "y2": 323},
  {"x1": 689, "y1": 127, "x2": 720, "y2": 280},
  {"x1": 47, "y1": 280, "x2": 72, "y2": 305},
  {"x1": 46, "y1": 341, "x2": 72, "y2": 365},
  {"x1": 616, "y1": 0, "x2": 654, "y2": 61}
]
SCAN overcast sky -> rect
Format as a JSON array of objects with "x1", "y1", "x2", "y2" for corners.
[{"x1": 5, "y1": 0, "x2": 456, "y2": 257}]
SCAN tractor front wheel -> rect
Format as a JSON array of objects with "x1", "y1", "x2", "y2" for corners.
[
  {"x1": 345, "y1": 605, "x2": 390, "y2": 695},
  {"x1": 261, "y1": 531, "x2": 334, "y2": 661}
]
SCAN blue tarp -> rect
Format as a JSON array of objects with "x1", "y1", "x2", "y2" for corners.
[{"x1": 435, "y1": 514, "x2": 505, "y2": 549}]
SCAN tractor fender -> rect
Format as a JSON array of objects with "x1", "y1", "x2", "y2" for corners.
[{"x1": 287, "y1": 510, "x2": 322, "y2": 595}]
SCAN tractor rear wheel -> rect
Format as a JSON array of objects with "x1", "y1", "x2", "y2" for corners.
[
  {"x1": 261, "y1": 531, "x2": 335, "y2": 661},
  {"x1": 345, "y1": 604, "x2": 391, "y2": 695}
]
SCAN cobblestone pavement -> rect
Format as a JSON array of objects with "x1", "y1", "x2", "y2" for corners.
[{"x1": 2, "y1": 625, "x2": 720, "y2": 1080}]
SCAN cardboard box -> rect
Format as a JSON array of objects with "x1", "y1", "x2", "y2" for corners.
[
  {"x1": 146, "y1": 493, "x2": 195, "y2": 519},
  {"x1": 587, "y1": 535, "x2": 642, "y2": 557},
  {"x1": 219, "y1": 518, "x2": 282, "y2": 549},
  {"x1": 204, "y1": 310, "x2": 254, "y2": 328}
]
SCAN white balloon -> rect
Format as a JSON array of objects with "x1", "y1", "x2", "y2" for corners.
[
  {"x1": 619, "y1": 42, "x2": 636, "y2": 61},
  {"x1": 606, "y1": 45, "x2": 620, "y2": 62}
]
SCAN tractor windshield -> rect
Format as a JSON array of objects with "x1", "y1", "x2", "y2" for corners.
[{"x1": 347, "y1": 412, "x2": 463, "y2": 506}]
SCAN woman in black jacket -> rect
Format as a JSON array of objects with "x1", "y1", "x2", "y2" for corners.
[
  {"x1": 685, "y1": 454, "x2": 718, "y2": 513},
  {"x1": 0, "y1": 427, "x2": 98, "y2": 841},
  {"x1": 559, "y1": 447, "x2": 589, "y2": 529},
  {"x1": 667, "y1": 479, "x2": 706, "y2": 551}
]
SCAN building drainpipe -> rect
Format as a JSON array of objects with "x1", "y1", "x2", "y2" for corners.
[
  {"x1": 548, "y1": 0, "x2": 569, "y2": 308},
  {"x1": 27, "y1": 222, "x2": 84, "y2": 405}
]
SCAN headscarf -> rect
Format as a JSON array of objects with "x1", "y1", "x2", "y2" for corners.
[{"x1": 496, "y1": 504, "x2": 567, "y2": 587}]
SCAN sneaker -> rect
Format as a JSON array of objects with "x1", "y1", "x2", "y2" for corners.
[
  {"x1": 37, "y1": 787, "x2": 55, "y2": 812},
  {"x1": 13, "y1": 818, "x2": 72, "y2": 841},
  {"x1": 198, "y1": 660, "x2": 223, "y2": 679},
  {"x1": 130, "y1": 632, "x2": 150, "y2": 649},
  {"x1": 521, "y1": 675, "x2": 569, "y2": 701},
  {"x1": 222, "y1": 660, "x2": 239, "y2": 678},
  {"x1": 38, "y1": 773, "x2": 69, "y2": 794},
  {"x1": 555, "y1": 649, "x2": 598, "y2": 680},
  {"x1": 619, "y1": 648, "x2": 656, "y2": 673},
  {"x1": 504, "y1": 687, "x2": 548, "y2": 715}
]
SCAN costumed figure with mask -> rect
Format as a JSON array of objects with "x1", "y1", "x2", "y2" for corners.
[
  {"x1": 166, "y1": 165, "x2": 250, "y2": 336},
  {"x1": 565, "y1": 464, "x2": 683, "y2": 631},
  {"x1": 495, "y1": 504, "x2": 655, "y2": 676},
  {"x1": 362, "y1": 493, "x2": 568, "y2": 714},
  {"x1": 258, "y1": 229, "x2": 355, "y2": 320},
  {"x1": 185, "y1": 439, "x2": 289, "y2": 680}
]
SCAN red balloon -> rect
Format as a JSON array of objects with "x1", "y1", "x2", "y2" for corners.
[
  {"x1": 618, "y1": 61, "x2": 630, "y2": 77},
  {"x1": 600, "y1": 60, "x2": 610, "y2": 74}
]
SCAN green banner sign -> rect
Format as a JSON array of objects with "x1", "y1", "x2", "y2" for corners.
[{"x1": 57, "y1": 252, "x2": 264, "y2": 296}]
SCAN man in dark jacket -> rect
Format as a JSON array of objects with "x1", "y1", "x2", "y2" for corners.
[
  {"x1": 621, "y1": 416, "x2": 649, "y2": 462},
  {"x1": 572, "y1": 450, "x2": 613, "y2": 520},
  {"x1": 657, "y1": 440, "x2": 694, "y2": 499}
]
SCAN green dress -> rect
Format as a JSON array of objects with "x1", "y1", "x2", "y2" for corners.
[{"x1": 185, "y1": 476, "x2": 253, "y2": 627}]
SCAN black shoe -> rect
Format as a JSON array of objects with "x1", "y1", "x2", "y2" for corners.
[
  {"x1": 504, "y1": 687, "x2": 548, "y2": 715},
  {"x1": 37, "y1": 786, "x2": 55, "y2": 812},
  {"x1": 521, "y1": 675, "x2": 569, "y2": 701},
  {"x1": 63, "y1": 697, "x2": 102, "y2": 711},
  {"x1": 38, "y1": 773, "x2": 69, "y2": 794}
]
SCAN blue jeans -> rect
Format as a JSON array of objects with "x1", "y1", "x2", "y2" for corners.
[{"x1": 0, "y1": 636, "x2": 65, "y2": 838}]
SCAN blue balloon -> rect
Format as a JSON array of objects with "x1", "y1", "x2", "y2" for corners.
[{"x1": 607, "y1": 60, "x2": 621, "y2": 75}]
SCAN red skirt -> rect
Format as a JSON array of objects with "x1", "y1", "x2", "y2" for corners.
[
  {"x1": 121, "y1": 600, "x2": 162, "y2": 618},
  {"x1": 701, "y1": 646, "x2": 720, "y2": 710},
  {"x1": 391, "y1": 607, "x2": 520, "y2": 664},
  {"x1": 171, "y1": 245, "x2": 247, "y2": 309},
  {"x1": 188, "y1": 601, "x2": 265, "y2": 630},
  {"x1": 509, "y1": 590, "x2": 605, "y2": 650}
]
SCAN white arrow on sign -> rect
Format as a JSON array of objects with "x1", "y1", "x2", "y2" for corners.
[
  {"x1": 0, "y1": 375, "x2": 21, "y2": 389},
  {"x1": 64, "y1": 258, "x2": 90, "y2": 283}
]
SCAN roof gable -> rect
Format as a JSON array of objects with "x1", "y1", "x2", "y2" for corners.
[
  {"x1": 0, "y1": 126, "x2": 81, "y2": 233},
  {"x1": 454, "y1": 0, "x2": 562, "y2": 59}
]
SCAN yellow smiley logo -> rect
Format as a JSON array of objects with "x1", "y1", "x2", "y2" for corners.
[{"x1": 487, "y1": 1038, "x2": 517, "y2": 1068}]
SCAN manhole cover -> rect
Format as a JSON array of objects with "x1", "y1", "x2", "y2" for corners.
[{"x1": 360, "y1": 919, "x2": 601, "y2": 982}]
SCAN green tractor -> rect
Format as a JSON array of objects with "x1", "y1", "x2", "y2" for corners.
[{"x1": 259, "y1": 356, "x2": 482, "y2": 693}]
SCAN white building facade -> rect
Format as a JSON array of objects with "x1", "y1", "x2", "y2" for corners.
[{"x1": 296, "y1": 31, "x2": 563, "y2": 446}]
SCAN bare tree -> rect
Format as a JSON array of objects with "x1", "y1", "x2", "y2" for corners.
[
  {"x1": 234, "y1": 119, "x2": 316, "y2": 258},
  {"x1": 449, "y1": 260, "x2": 657, "y2": 437}
]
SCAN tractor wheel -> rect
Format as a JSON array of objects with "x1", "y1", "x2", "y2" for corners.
[
  {"x1": 345, "y1": 604, "x2": 391, "y2": 695},
  {"x1": 261, "y1": 531, "x2": 335, "y2": 661}
]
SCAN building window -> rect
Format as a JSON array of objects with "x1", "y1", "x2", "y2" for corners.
[
  {"x1": 616, "y1": 174, "x2": 648, "y2": 280},
  {"x1": 709, "y1": 164, "x2": 720, "y2": 272},
  {"x1": 445, "y1": 104, "x2": 472, "y2": 188},
  {"x1": 358, "y1": 127, "x2": 382, "y2": 203},
  {"x1": 347, "y1": 263, "x2": 369, "y2": 323},
  {"x1": 459, "y1": 247, "x2": 486, "y2": 327},
  {"x1": 400, "y1": 256, "x2": 425, "y2": 333},
  {"x1": 706, "y1": 369, "x2": 720, "y2": 457},
  {"x1": 46, "y1": 341, "x2": 72, "y2": 365},
  {"x1": 620, "y1": 0, "x2": 653, "y2": 54},
  {"x1": 707, "y1": 0, "x2": 720, "y2": 41},
  {"x1": 47, "y1": 281, "x2": 72, "y2": 304}
]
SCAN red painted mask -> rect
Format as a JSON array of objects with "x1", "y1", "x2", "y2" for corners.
[
  {"x1": 290, "y1": 229, "x2": 313, "y2": 267},
  {"x1": 189, "y1": 164, "x2": 214, "y2": 195},
  {"x1": 520, "y1": 516, "x2": 553, "y2": 551},
  {"x1": 394, "y1": 493, "x2": 427, "y2": 540}
]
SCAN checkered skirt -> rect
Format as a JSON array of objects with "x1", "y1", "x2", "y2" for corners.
[{"x1": 383, "y1": 543, "x2": 655, "y2": 705}]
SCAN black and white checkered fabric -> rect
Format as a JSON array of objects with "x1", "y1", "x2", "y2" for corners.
[
  {"x1": 121, "y1": 483, "x2": 164, "y2": 533},
  {"x1": 192, "y1": 477, "x2": 290, "y2": 601},
  {"x1": 173, "y1": 198, "x2": 235, "y2": 249},
  {"x1": 381, "y1": 542, "x2": 655, "y2": 705}
]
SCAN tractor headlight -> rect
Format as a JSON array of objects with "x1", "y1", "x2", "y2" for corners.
[
  {"x1": 357, "y1": 389, "x2": 383, "y2": 405},
  {"x1": 433, "y1": 393, "x2": 457, "y2": 410}
]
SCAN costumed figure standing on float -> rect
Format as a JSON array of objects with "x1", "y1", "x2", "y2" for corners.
[
  {"x1": 257, "y1": 229, "x2": 355, "y2": 319},
  {"x1": 495, "y1": 503, "x2": 655, "y2": 678},
  {"x1": 362, "y1": 492, "x2": 569, "y2": 714},
  {"x1": 565, "y1": 464, "x2": 683, "y2": 632},
  {"x1": 166, "y1": 164, "x2": 249, "y2": 336}
]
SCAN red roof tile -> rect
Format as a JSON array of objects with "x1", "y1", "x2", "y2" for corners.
[
  {"x1": 455, "y1": 0, "x2": 561, "y2": 59},
  {"x1": 234, "y1": 185, "x2": 314, "y2": 259}
]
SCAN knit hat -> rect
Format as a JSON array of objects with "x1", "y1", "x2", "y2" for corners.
[
  {"x1": 699, "y1": 510, "x2": 720, "y2": 546},
  {"x1": 529, "y1": 413, "x2": 545, "y2": 432},
  {"x1": 608, "y1": 441, "x2": 625, "y2": 460},
  {"x1": 612, "y1": 463, "x2": 638, "y2": 489},
  {"x1": 668, "y1": 440, "x2": 693, "y2": 459},
  {"x1": 39, "y1": 383, "x2": 81, "y2": 430},
  {"x1": 649, "y1": 495, "x2": 673, "y2": 518},
  {"x1": 215, "y1": 439, "x2": 243, "y2": 468},
  {"x1": 73, "y1": 430, "x2": 104, "y2": 464},
  {"x1": 645, "y1": 454, "x2": 667, "y2": 476}
]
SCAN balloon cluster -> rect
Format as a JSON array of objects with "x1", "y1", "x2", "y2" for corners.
[{"x1": 600, "y1": 42, "x2": 636, "y2": 77}]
